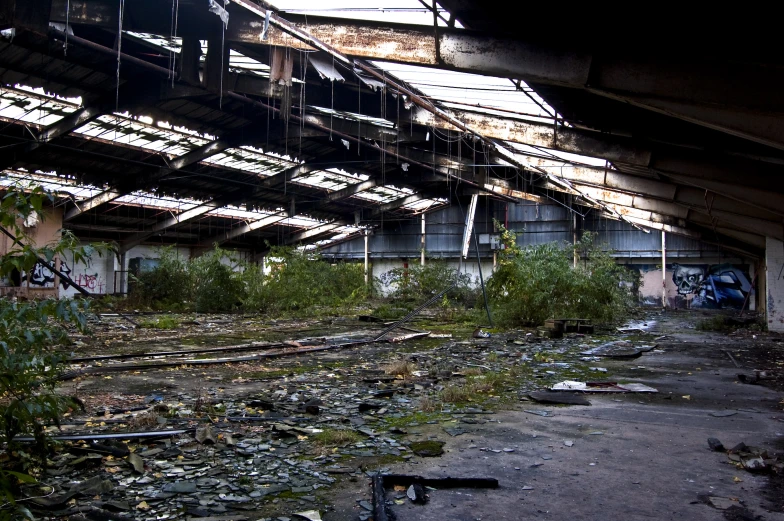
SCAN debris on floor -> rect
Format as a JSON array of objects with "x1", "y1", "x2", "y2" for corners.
[
  {"x1": 526, "y1": 392, "x2": 591, "y2": 406},
  {"x1": 550, "y1": 381, "x2": 658, "y2": 393}
]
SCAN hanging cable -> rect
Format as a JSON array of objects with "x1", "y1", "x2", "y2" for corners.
[
  {"x1": 219, "y1": 0, "x2": 226, "y2": 108},
  {"x1": 115, "y1": 0, "x2": 125, "y2": 113},
  {"x1": 64, "y1": 0, "x2": 70, "y2": 55}
]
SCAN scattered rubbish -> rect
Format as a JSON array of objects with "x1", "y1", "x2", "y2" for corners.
[
  {"x1": 195, "y1": 425, "x2": 217, "y2": 444},
  {"x1": 127, "y1": 452, "x2": 144, "y2": 474},
  {"x1": 723, "y1": 350, "x2": 742, "y2": 368},
  {"x1": 708, "y1": 438, "x2": 726, "y2": 452},
  {"x1": 737, "y1": 371, "x2": 773, "y2": 385},
  {"x1": 473, "y1": 328, "x2": 491, "y2": 338},
  {"x1": 527, "y1": 392, "x2": 591, "y2": 406},
  {"x1": 406, "y1": 483, "x2": 427, "y2": 504},
  {"x1": 523, "y1": 410, "x2": 551, "y2": 417},
  {"x1": 550, "y1": 381, "x2": 658, "y2": 393},
  {"x1": 522, "y1": 485, "x2": 534, "y2": 491},
  {"x1": 580, "y1": 341, "x2": 657, "y2": 359},
  {"x1": 372, "y1": 474, "x2": 498, "y2": 521},
  {"x1": 564, "y1": 440, "x2": 574, "y2": 447},
  {"x1": 293, "y1": 510, "x2": 322, "y2": 521}
]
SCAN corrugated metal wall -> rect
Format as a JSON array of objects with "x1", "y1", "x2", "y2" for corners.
[{"x1": 322, "y1": 199, "x2": 725, "y2": 260}]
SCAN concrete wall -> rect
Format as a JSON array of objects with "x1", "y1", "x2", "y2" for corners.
[
  {"x1": 766, "y1": 237, "x2": 784, "y2": 332},
  {"x1": 629, "y1": 260, "x2": 755, "y2": 310},
  {"x1": 368, "y1": 257, "x2": 492, "y2": 296},
  {"x1": 0, "y1": 207, "x2": 64, "y2": 299}
]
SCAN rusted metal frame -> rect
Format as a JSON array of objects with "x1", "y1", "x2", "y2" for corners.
[
  {"x1": 225, "y1": 91, "x2": 516, "y2": 202},
  {"x1": 14, "y1": 430, "x2": 191, "y2": 442},
  {"x1": 48, "y1": 24, "x2": 510, "y2": 204},
  {"x1": 227, "y1": 1, "x2": 553, "y2": 200},
  {"x1": 69, "y1": 339, "x2": 312, "y2": 363},
  {"x1": 60, "y1": 333, "x2": 431, "y2": 380},
  {"x1": 232, "y1": 0, "x2": 352, "y2": 66},
  {"x1": 195, "y1": 210, "x2": 289, "y2": 247}
]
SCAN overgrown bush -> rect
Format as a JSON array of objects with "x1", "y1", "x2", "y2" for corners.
[
  {"x1": 243, "y1": 247, "x2": 368, "y2": 313},
  {"x1": 0, "y1": 186, "x2": 98, "y2": 519},
  {"x1": 380, "y1": 259, "x2": 477, "y2": 307},
  {"x1": 190, "y1": 249, "x2": 245, "y2": 313},
  {"x1": 129, "y1": 246, "x2": 192, "y2": 310},
  {"x1": 130, "y1": 246, "x2": 369, "y2": 315},
  {"x1": 487, "y1": 223, "x2": 638, "y2": 326}
]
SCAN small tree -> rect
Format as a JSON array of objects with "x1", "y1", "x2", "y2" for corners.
[
  {"x1": 486, "y1": 222, "x2": 638, "y2": 326},
  {"x1": 0, "y1": 186, "x2": 98, "y2": 519}
]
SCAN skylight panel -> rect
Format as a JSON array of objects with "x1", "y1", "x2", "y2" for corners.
[{"x1": 269, "y1": 0, "x2": 454, "y2": 26}]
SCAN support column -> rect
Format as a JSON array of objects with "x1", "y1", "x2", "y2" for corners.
[
  {"x1": 766, "y1": 237, "x2": 784, "y2": 332},
  {"x1": 118, "y1": 251, "x2": 127, "y2": 295},
  {"x1": 661, "y1": 230, "x2": 667, "y2": 308},
  {"x1": 420, "y1": 213, "x2": 426, "y2": 266},
  {"x1": 364, "y1": 231, "x2": 370, "y2": 286},
  {"x1": 573, "y1": 212, "x2": 578, "y2": 268}
]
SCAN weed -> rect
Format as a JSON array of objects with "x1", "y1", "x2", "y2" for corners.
[
  {"x1": 440, "y1": 384, "x2": 473, "y2": 404},
  {"x1": 311, "y1": 429, "x2": 362, "y2": 449},
  {"x1": 486, "y1": 352, "x2": 499, "y2": 363},
  {"x1": 129, "y1": 411, "x2": 161, "y2": 429},
  {"x1": 418, "y1": 396, "x2": 440, "y2": 413},
  {"x1": 383, "y1": 360, "x2": 415, "y2": 378},
  {"x1": 139, "y1": 316, "x2": 180, "y2": 329}
]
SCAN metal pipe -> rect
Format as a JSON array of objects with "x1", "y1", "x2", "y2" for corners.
[
  {"x1": 364, "y1": 230, "x2": 370, "y2": 286},
  {"x1": 661, "y1": 230, "x2": 667, "y2": 308},
  {"x1": 421, "y1": 213, "x2": 426, "y2": 266}
]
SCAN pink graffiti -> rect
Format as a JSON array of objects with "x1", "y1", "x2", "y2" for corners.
[{"x1": 74, "y1": 273, "x2": 105, "y2": 293}]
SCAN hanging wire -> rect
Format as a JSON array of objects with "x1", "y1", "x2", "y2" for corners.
[
  {"x1": 330, "y1": 55, "x2": 334, "y2": 140},
  {"x1": 169, "y1": 0, "x2": 179, "y2": 86},
  {"x1": 64, "y1": 0, "x2": 70, "y2": 55},
  {"x1": 115, "y1": 0, "x2": 125, "y2": 113},
  {"x1": 219, "y1": 0, "x2": 226, "y2": 108}
]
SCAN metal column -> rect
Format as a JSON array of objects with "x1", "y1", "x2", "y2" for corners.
[
  {"x1": 364, "y1": 231, "x2": 370, "y2": 286},
  {"x1": 420, "y1": 213, "x2": 426, "y2": 266},
  {"x1": 661, "y1": 230, "x2": 667, "y2": 308}
]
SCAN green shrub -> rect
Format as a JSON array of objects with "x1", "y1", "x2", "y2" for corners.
[
  {"x1": 139, "y1": 315, "x2": 180, "y2": 329},
  {"x1": 487, "y1": 223, "x2": 638, "y2": 327},
  {"x1": 0, "y1": 186, "x2": 99, "y2": 518},
  {"x1": 129, "y1": 246, "x2": 192, "y2": 309},
  {"x1": 190, "y1": 249, "x2": 245, "y2": 313},
  {"x1": 380, "y1": 259, "x2": 477, "y2": 307},
  {"x1": 242, "y1": 247, "x2": 369, "y2": 314}
]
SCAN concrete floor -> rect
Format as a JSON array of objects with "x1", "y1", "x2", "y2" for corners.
[{"x1": 330, "y1": 313, "x2": 784, "y2": 521}]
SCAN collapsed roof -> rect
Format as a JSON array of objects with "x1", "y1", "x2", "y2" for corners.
[{"x1": 0, "y1": 0, "x2": 780, "y2": 258}]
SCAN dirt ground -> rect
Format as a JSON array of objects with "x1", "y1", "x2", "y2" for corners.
[{"x1": 25, "y1": 308, "x2": 784, "y2": 521}]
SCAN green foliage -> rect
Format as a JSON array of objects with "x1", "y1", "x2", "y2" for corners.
[
  {"x1": 243, "y1": 247, "x2": 369, "y2": 314},
  {"x1": 380, "y1": 259, "x2": 477, "y2": 307},
  {"x1": 189, "y1": 250, "x2": 245, "y2": 313},
  {"x1": 139, "y1": 315, "x2": 180, "y2": 329},
  {"x1": 129, "y1": 246, "x2": 369, "y2": 315},
  {"x1": 0, "y1": 186, "x2": 97, "y2": 519},
  {"x1": 486, "y1": 222, "x2": 638, "y2": 327},
  {"x1": 129, "y1": 246, "x2": 192, "y2": 310}
]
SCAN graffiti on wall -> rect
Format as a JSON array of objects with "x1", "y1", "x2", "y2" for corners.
[
  {"x1": 20, "y1": 254, "x2": 107, "y2": 294},
  {"x1": 22, "y1": 258, "x2": 72, "y2": 288},
  {"x1": 634, "y1": 263, "x2": 753, "y2": 310}
]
